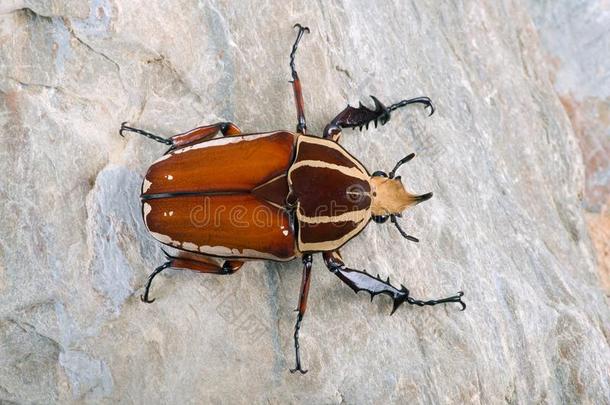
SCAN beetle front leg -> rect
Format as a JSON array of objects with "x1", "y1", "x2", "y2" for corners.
[
  {"x1": 289, "y1": 24, "x2": 310, "y2": 134},
  {"x1": 290, "y1": 254, "x2": 313, "y2": 374},
  {"x1": 322, "y1": 250, "x2": 465, "y2": 313},
  {"x1": 323, "y1": 96, "x2": 435, "y2": 142},
  {"x1": 120, "y1": 122, "x2": 242, "y2": 150},
  {"x1": 141, "y1": 251, "x2": 244, "y2": 303}
]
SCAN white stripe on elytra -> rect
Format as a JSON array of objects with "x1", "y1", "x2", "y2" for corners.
[
  {"x1": 142, "y1": 179, "x2": 152, "y2": 193},
  {"x1": 143, "y1": 202, "x2": 152, "y2": 225},
  {"x1": 149, "y1": 231, "x2": 295, "y2": 261},
  {"x1": 149, "y1": 131, "x2": 287, "y2": 165},
  {"x1": 172, "y1": 131, "x2": 283, "y2": 155},
  {"x1": 289, "y1": 160, "x2": 369, "y2": 181},
  {"x1": 297, "y1": 208, "x2": 369, "y2": 224}
]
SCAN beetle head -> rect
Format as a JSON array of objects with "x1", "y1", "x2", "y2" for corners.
[{"x1": 369, "y1": 153, "x2": 432, "y2": 242}]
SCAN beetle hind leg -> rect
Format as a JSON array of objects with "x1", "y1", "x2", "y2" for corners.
[
  {"x1": 169, "y1": 122, "x2": 242, "y2": 149},
  {"x1": 120, "y1": 122, "x2": 172, "y2": 145},
  {"x1": 120, "y1": 122, "x2": 242, "y2": 149},
  {"x1": 140, "y1": 251, "x2": 244, "y2": 303},
  {"x1": 141, "y1": 261, "x2": 172, "y2": 303}
]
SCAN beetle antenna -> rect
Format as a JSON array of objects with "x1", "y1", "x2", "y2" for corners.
[
  {"x1": 388, "y1": 153, "x2": 415, "y2": 178},
  {"x1": 390, "y1": 215, "x2": 419, "y2": 242},
  {"x1": 387, "y1": 96, "x2": 435, "y2": 117}
]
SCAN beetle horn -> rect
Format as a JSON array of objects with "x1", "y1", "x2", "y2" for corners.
[{"x1": 413, "y1": 192, "x2": 433, "y2": 203}]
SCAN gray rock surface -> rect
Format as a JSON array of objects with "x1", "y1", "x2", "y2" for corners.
[
  {"x1": 525, "y1": 0, "x2": 610, "y2": 293},
  {"x1": 1, "y1": 1, "x2": 609, "y2": 403}
]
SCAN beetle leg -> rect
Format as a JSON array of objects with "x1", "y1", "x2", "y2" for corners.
[
  {"x1": 170, "y1": 122, "x2": 242, "y2": 149},
  {"x1": 141, "y1": 261, "x2": 172, "y2": 303},
  {"x1": 322, "y1": 96, "x2": 434, "y2": 142},
  {"x1": 120, "y1": 122, "x2": 172, "y2": 145},
  {"x1": 322, "y1": 250, "x2": 465, "y2": 313},
  {"x1": 141, "y1": 251, "x2": 244, "y2": 303},
  {"x1": 290, "y1": 253, "x2": 313, "y2": 374},
  {"x1": 120, "y1": 122, "x2": 241, "y2": 149},
  {"x1": 289, "y1": 24, "x2": 310, "y2": 134}
]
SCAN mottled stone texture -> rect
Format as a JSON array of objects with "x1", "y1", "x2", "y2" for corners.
[
  {"x1": 525, "y1": 0, "x2": 610, "y2": 294},
  {"x1": 0, "y1": 1, "x2": 608, "y2": 404}
]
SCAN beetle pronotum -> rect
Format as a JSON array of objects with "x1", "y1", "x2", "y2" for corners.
[{"x1": 121, "y1": 24, "x2": 465, "y2": 374}]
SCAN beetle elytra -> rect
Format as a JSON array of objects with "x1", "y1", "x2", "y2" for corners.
[{"x1": 121, "y1": 24, "x2": 465, "y2": 374}]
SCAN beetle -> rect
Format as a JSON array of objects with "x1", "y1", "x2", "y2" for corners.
[{"x1": 120, "y1": 24, "x2": 465, "y2": 374}]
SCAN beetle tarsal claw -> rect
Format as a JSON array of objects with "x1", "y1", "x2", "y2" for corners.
[
  {"x1": 119, "y1": 121, "x2": 129, "y2": 137},
  {"x1": 455, "y1": 292, "x2": 466, "y2": 311},
  {"x1": 289, "y1": 366, "x2": 309, "y2": 374},
  {"x1": 140, "y1": 294, "x2": 155, "y2": 304},
  {"x1": 141, "y1": 261, "x2": 171, "y2": 304},
  {"x1": 293, "y1": 23, "x2": 310, "y2": 34},
  {"x1": 386, "y1": 96, "x2": 435, "y2": 118}
]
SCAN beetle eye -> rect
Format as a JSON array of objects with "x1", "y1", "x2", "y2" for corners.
[{"x1": 372, "y1": 215, "x2": 389, "y2": 223}]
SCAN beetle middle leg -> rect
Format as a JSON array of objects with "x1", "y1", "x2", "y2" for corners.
[
  {"x1": 120, "y1": 122, "x2": 242, "y2": 149},
  {"x1": 141, "y1": 251, "x2": 244, "y2": 303},
  {"x1": 290, "y1": 253, "x2": 313, "y2": 374},
  {"x1": 289, "y1": 23, "x2": 310, "y2": 134}
]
